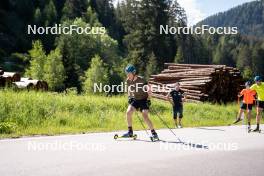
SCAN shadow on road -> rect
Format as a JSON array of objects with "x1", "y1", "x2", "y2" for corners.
[
  {"x1": 114, "y1": 138, "x2": 209, "y2": 150},
  {"x1": 195, "y1": 127, "x2": 225, "y2": 132},
  {"x1": 159, "y1": 139, "x2": 209, "y2": 150}
]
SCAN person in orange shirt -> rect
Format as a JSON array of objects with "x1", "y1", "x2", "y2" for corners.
[{"x1": 233, "y1": 81, "x2": 256, "y2": 131}]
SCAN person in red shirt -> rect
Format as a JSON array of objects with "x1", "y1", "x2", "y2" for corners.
[{"x1": 233, "y1": 81, "x2": 256, "y2": 131}]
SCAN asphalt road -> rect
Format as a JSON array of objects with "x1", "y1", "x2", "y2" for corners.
[{"x1": 0, "y1": 125, "x2": 264, "y2": 176}]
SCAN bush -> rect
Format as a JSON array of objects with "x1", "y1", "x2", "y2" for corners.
[
  {"x1": 83, "y1": 55, "x2": 109, "y2": 94},
  {"x1": 0, "y1": 122, "x2": 16, "y2": 134}
]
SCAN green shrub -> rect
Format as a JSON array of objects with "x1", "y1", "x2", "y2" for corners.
[
  {"x1": 0, "y1": 89, "x2": 254, "y2": 138},
  {"x1": 0, "y1": 122, "x2": 16, "y2": 134}
]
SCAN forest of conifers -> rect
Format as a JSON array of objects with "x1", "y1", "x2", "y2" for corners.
[{"x1": 0, "y1": 0, "x2": 263, "y2": 92}]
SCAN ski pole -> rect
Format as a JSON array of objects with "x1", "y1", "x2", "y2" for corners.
[
  {"x1": 239, "y1": 97, "x2": 245, "y2": 129},
  {"x1": 136, "y1": 112, "x2": 150, "y2": 136},
  {"x1": 238, "y1": 96, "x2": 243, "y2": 125},
  {"x1": 245, "y1": 103, "x2": 249, "y2": 132},
  {"x1": 151, "y1": 108, "x2": 182, "y2": 143}
]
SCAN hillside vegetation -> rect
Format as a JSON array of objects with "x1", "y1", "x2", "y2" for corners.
[
  {"x1": 0, "y1": 89, "x2": 252, "y2": 138},
  {"x1": 198, "y1": 0, "x2": 264, "y2": 38}
]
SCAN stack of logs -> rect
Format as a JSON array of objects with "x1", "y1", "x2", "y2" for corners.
[
  {"x1": 149, "y1": 63, "x2": 244, "y2": 103},
  {"x1": 0, "y1": 68, "x2": 48, "y2": 91}
]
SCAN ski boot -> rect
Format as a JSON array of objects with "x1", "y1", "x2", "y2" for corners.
[
  {"x1": 150, "y1": 132, "x2": 159, "y2": 142},
  {"x1": 251, "y1": 127, "x2": 261, "y2": 133},
  {"x1": 233, "y1": 118, "x2": 242, "y2": 124},
  {"x1": 122, "y1": 131, "x2": 133, "y2": 138}
]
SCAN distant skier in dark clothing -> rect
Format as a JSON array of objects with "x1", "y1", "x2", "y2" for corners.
[{"x1": 166, "y1": 82, "x2": 186, "y2": 128}]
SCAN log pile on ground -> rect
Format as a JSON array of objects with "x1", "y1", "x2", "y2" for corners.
[
  {"x1": 13, "y1": 78, "x2": 48, "y2": 91},
  {"x1": 149, "y1": 63, "x2": 244, "y2": 103},
  {"x1": 0, "y1": 69, "x2": 48, "y2": 91},
  {"x1": 2, "y1": 72, "x2": 21, "y2": 83}
]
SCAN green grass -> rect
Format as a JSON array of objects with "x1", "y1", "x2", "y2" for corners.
[{"x1": 0, "y1": 89, "x2": 258, "y2": 138}]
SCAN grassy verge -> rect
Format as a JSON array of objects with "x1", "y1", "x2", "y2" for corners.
[{"x1": 0, "y1": 89, "x2": 258, "y2": 138}]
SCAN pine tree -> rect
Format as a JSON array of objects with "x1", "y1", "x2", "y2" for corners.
[
  {"x1": 236, "y1": 45, "x2": 251, "y2": 70},
  {"x1": 113, "y1": 1, "x2": 127, "y2": 51},
  {"x1": 90, "y1": 0, "x2": 116, "y2": 34},
  {"x1": 122, "y1": 0, "x2": 175, "y2": 73},
  {"x1": 167, "y1": 0, "x2": 187, "y2": 26},
  {"x1": 61, "y1": 0, "x2": 87, "y2": 21},
  {"x1": 43, "y1": 0, "x2": 57, "y2": 26},
  {"x1": 146, "y1": 52, "x2": 158, "y2": 79},
  {"x1": 84, "y1": 6, "x2": 100, "y2": 26},
  {"x1": 33, "y1": 8, "x2": 42, "y2": 25},
  {"x1": 41, "y1": 0, "x2": 58, "y2": 50},
  {"x1": 252, "y1": 43, "x2": 264, "y2": 77},
  {"x1": 175, "y1": 46, "x2": 184, "y2": 63},
  {"x1": 212, "y1": 36, "x2": 236, "y2": 66}
]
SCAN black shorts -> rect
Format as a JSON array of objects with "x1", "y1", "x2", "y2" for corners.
[
  {"x1": 130, "y1": 99, "x2": 149, "y2": 112},
  {"x1": 240, "y1": 103, "x2": 253, "y2": 110},
  {"x1": 257, "y1": 101, "x2": 264, "y2": 109},
  {"x1": 173, "y1": 105, "x2": 183, "y2": 119}
]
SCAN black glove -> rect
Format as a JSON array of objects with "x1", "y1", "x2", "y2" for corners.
[
  {"x1": 147, "y1": 100, "x2": 151, "y2": 107},
  {"x1": 128, "y1": 97, "x2": 135, "y2": 104}
]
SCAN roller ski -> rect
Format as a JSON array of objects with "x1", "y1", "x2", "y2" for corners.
[
  {"x1": 114, "y1": 132, "x2": 137, "y2": 140},
  {"x1": 248, "y1": 128, "x2": 261, "y2": 133}
]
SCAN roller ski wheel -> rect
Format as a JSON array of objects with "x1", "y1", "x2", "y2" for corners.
[
  {"x1": 114, "y1": 134, "x2": 137, "y2": 140},
  {"x1": 150, "y1": 134, "x2": 159, "y2": 142},
  {"x1": 150, "y1": 137, "x2": 154, "y2": 142},
  {"x1": 132, "y1": 134, "x2": 137, "y2": 140},
  {"x1": 247, "y1": 127, "x2": 252, "y2": 133},
  {"x1": 114, "y1": 134, "x2": 118, "y2": 139}
]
